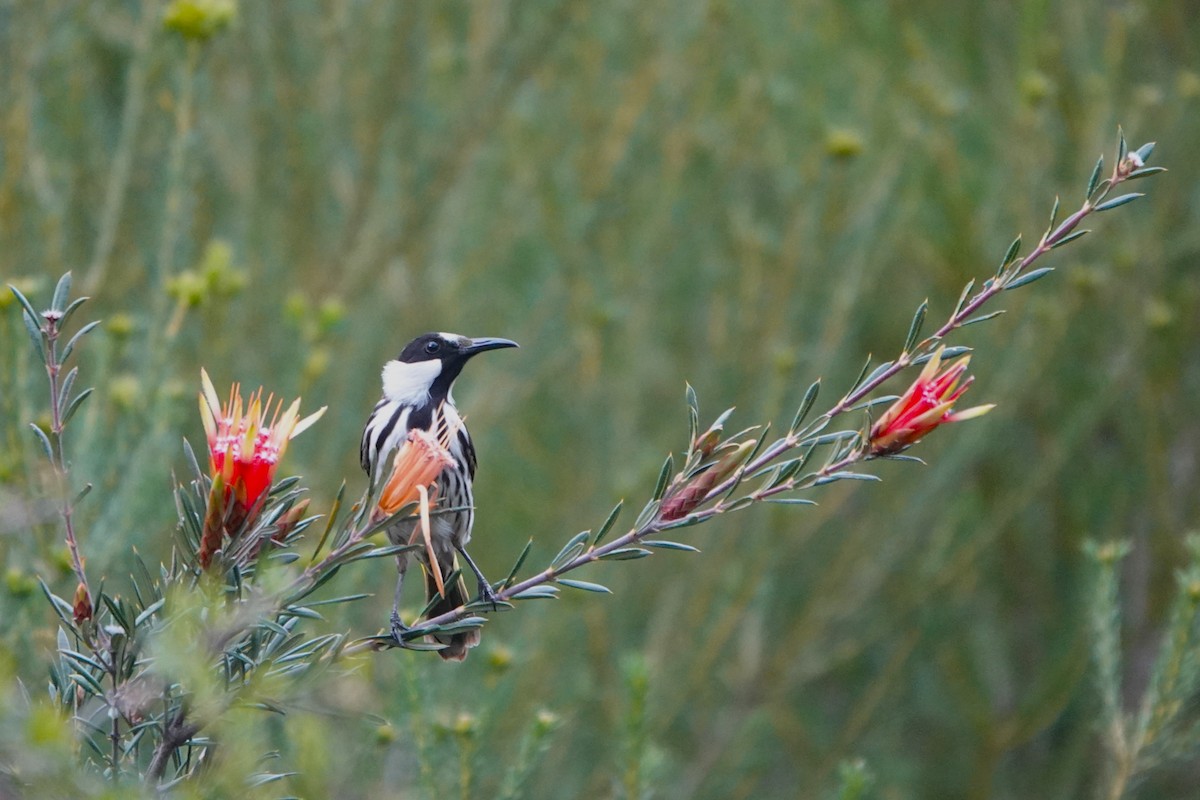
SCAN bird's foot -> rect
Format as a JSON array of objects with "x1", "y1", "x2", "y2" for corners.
[
  {"x1": 390, "y1": 611, "x2": 412, "y2": 643},
  {"x1": 476, "y1": 581, "x2": 502, "y2": 611}
]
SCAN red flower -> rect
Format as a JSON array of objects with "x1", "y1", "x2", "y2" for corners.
[
  {"x1": 868, "y1": 347, "x2": 994, "y2": 456},
  {"x1": 197, "y1": 369, "x2": 324, "y2": 567}
]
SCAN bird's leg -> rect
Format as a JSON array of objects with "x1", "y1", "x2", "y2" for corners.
[
  {"x1": 390, "y1": 555, "x2": 410, "y2": 642},
  {"x1": 456, "y1": 545, "x2": 500, "y2": 609}
]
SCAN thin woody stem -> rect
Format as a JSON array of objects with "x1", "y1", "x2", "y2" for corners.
[
  {"x1": 378, "y1": 157, "x2": 1142, "y2": 641},
  {"x1": 404, "y1": 445, "x2": 866, "y2": 635},
  {"x1": 42, "y1": 315, "x2": 91, "y2": 606}
]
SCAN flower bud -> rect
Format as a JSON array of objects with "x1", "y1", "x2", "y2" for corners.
[{"x1": 72, "y1": 583, "x2": 92, "y2": 624}]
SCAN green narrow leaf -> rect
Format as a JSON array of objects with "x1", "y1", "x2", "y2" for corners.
[
  {"x1": 1117, "y1": 127, "x2": 1127, "y2": 161},
  {"x1": 635, "y1": 498, "x2": 660, "y2": 529},
  {"x1": 61, "y1": 388, "x2": 94, "y2": 426},
  {"x1": 1125, "y1": 166, "x2": 1166, "y2": 181},
  {"x1": 849, "y1": 354, "x2": 873, "y2": 393},
  {"x1": 643, "y1": 540, "x2": 700, "y2": 552},
  {"x1": 58, "y1": 367, "x2": 78, "y2": 412},
  {"x1": 1047, "y1": 197, "x2": 1060, "y2": 232},
  {"x1": 1003, "y1": 267, "x2": 1055, "y2": 291},
  {"x1": 803, "y1": 430, "x2": 860, "y2": 447},
  {"x1": 765, "y1": 498, "x2": 818, "y2": 506},
  {"x1": 69, "y1": 668, "x2": 106, "y2": 697},
  {"x1": 18, "y1": 305, "x2": 46, "y2": 360},
  {"x1": 303, "y1": 594, "x2": 373, "y2": 609},
  {"x1": 592, "y1": 500, "x2": 624, "y2": 547},
  {"x1": 551, "y1": 530, "x2": 592, "y2": 569},
  {"x1": 904, "y1": 300, "x2": 928, "y2": 354},
  {"x1": 848, "y1": 395, "x2": 900, "y2": 413},
  {"x1": 857, "y1": 362, "x2": 894, "y2": 394},
  {"x1": 814, "y1": 471, "x2": 881, "y2": 486},
  {"x1": 61, "y1": 320, "x2": 102, "y2": 363},
  {"x1": 511, "y1": 585, "x2": 559, "y2": 600},
  {"x1": 134, "y1": 598, "x2": 166, "y2": 627},
  {"x1": 1086, "y1": 154, "x2": 1104, "y2": 198},
  {"x1": 1000, "y1": 234, "x2": 1021, "y2": 271},
  {"x1": 913, "y1": 346, "x2": 971, "y2": 364},
  {"x1": 958, "y1": 310, "x2": 1006, "y2": 328},
  {"x1": 790, "y1": 379, "x2": 820, "y2": 434},
  {"x1": 598, "y1": 547, "x2": 653, "y2": 561},
  {"x1": 558, "y1": 578, "x2": 611, "y2": 594},
  {"x1": 72, "y1": 483, "x2": 92, "y2": 506},
  {"x1": 724, "y1": 497, "x2": 754, "y2": 513},
  {"x1": 9, "y1": 284, "x2": 43, "y2": 328},
  {"x1": 1094, "y1": 193, "x2": 1144, "y2": 212},
  {"x1": 768, "y1": 457, "x2": 805, "y2": 489},
  {"x1": 719, "y1": 433, "x2": 767, "y2": 503},
  {"x1": 58, "y1": 296, "x2": 89, "y2": 329},
  {"x1": 652, "y1": 455, "x2": 673, "y2": 501},
  {"x1": 59, "y1": 648, "x2": 106, "y2": 673},
  {"x1": 953, "y1": 279, "x2": 976, "y2": 315},
  {"x1": 1133, "y1": 141, "x2": 1155, "y2": 163},
  {"x1": 29, "y1": 424, "x2": 54, "y2": 461},
  {"x1": 308, "y1": 481, "x2": 346, "y2": 563},
  {"x1": 428, "y1": 616, "x2": 488, "y2": 635},
  {"x1": 503, "y1": 539, "x2": 535, "y2": 588},
  {"x1": 1050, "y1": 229, "x2": 1091, "y2": 249},
  {"x1": 182, "y1": 438, "x2": 205, "y2": 483},
  {"x1": 685, "y1": 383, "x2": 699, "y2": 454},
  {"x1": 51, "y1": 273, "x2": 72, "y2": 313}
]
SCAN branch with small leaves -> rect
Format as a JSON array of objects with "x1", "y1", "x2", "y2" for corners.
[{"x1": 388, "y1": 131, "x2": 1163, "y2": 645}]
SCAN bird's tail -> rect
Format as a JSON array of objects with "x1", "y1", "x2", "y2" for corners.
[{"x1": 422, "y1": 551, "x2": 481, "y2": 661}]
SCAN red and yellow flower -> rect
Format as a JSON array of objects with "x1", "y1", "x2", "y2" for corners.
[
  {"x1": 868, "y1": 347, "x2": 994, "y2": 456},
  {"x1": 198, "y1": 369, "x2": 325, "y2": 567}
]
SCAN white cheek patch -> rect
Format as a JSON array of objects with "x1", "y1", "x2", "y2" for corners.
[{"x1": 382, "y1": 359, "x2": 442, "y2": 405}]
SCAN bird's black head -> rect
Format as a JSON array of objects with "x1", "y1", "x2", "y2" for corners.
[
  {"x1": 383, "y1": 332, "x2": 518, "y2": 405},
  {"x1": 397, "y1": 332, "x2": 518, "y2": 365}
]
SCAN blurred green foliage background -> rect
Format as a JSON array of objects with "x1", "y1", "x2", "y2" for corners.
[{"x1": 1, "y1": 1, "x2": 1199, "y2": 797}]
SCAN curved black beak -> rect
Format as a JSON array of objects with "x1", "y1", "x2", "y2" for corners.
[{"x1": 464, "y1": 336, "x2": 519, "y2": 355}]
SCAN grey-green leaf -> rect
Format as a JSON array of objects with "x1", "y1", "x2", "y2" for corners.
[
  {"x1": 791, "y1": 379, "x2": 820, "y2": 434},
  {"x1": 512, "y1": 585, "x2": 559, "y2": 600},
  {"x1": 61, "y1": 320, "x2": 102, "y2": 363},
  {"x1": 503, "y1": 539, "x2": 534, "y2": 588},
  {"x1": 58, "y1": 296, "x2": 89, "y2": 329},
  {"x1": 1094, "y1": 193, "x2": 1143, "y2": 212},
  {"x1": 1050, "y1": 229, "x2": 1091, "y2": 249},
  {"x1": 558, "y1": 579, "x2": 611, "y2": 594},
  {"x1": 652, "y1": 454, "x2": 673, "y2": 501},
  {"x1": 51, "y1": 272, "x2": 72, "y2": 313},
  {"x1": 643, "y1": 540, "x2": 700, "y2": 552},
  {"x1": 599, "y1": 547, "x2": 652, "y2": 561},
  {"x1": 1001, "y1": 234, "x2": 1021, "y2": 270},
  {"x1": 551, "y1": 530, "x2": 592, "y2": 569},
  {"x1": 1003, "y1": 267, "x2": 1054, "y2": 290},
  {"x1": 592, "y1": 500, "x2": 623, "y2": 547},
  {"x1": 1125, "y1": 166, "x2": 1166, "y2": 182},
  {"x1": 62, "y1": 388, "x2": 94, "y2": 426},
  {"x1": 1086, "y1": 155, "x2": 1104, "y2": 198},
  {"x1": 959, "y1": 310, "x2": 1007, "y2": 328},
  {"x1": 29, "y1": 424, "x2": 54, "y2": 461},
  {"x1": 904, "y1": 300, "x2": 928, "y2": 354}
]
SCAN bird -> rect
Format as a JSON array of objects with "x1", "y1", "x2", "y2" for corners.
[{"x1": 360, "y1": 332, "x2": 518, "y2": 660}]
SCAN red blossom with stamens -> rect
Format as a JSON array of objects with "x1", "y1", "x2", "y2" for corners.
[
  {"x1": 868, "y1": 347, "x2": 994, "y2": 456},
  {"x1": 197, "y1": 369, "x2": 325, "y2": 567}
]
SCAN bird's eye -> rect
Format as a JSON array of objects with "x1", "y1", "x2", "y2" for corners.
[{"x1": 424, "y1": 340, "x2": 441, "y2": 354}]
